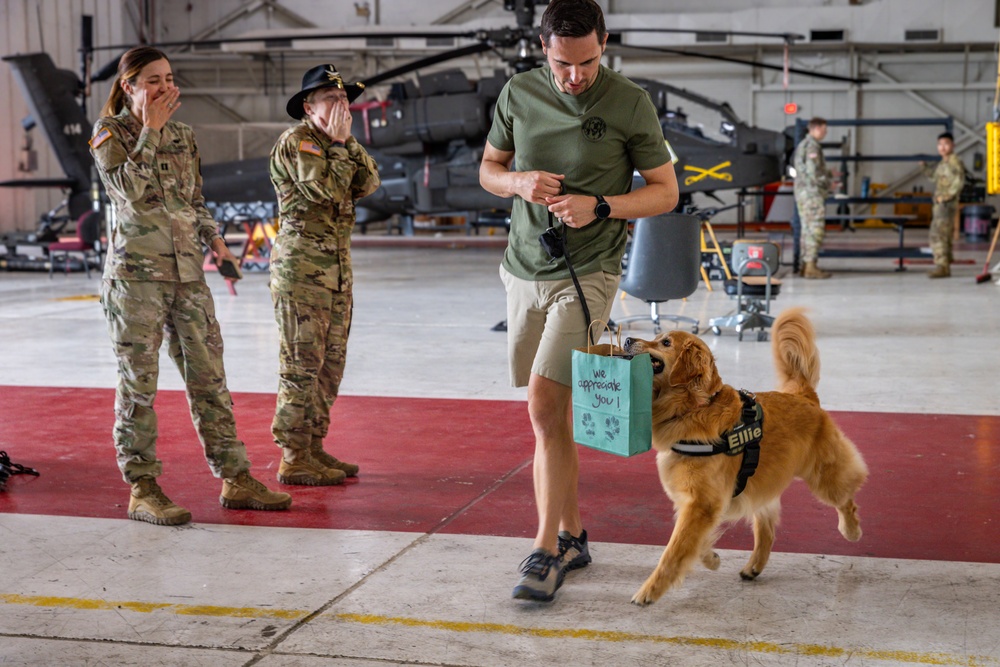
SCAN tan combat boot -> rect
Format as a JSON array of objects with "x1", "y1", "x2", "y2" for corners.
[
  {"x1": 310, "y1": 440, "x2": 360, "y2": 477},
  {"x1": 128, "y1": 477, "x2": 192, "y2": 526},
  {"x1": 277, "y1": 449, "x2": 347, "y2": 486},
  {"x1": 928, "y1": 265, "x2": 951, "y2": 279},
  {"x1": 802, "y1": 261, "x2": 832, "y2": 279},
  {"x1": 221, "y1": 470, "x2": 292, "y2": 510}
]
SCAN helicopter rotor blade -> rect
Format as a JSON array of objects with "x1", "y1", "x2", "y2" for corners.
[
  {"x1": 91, "y1": 53, "x2": 123, "y2": 83},
  {"x1": 613, "y1": 42, "x2": 869, "y2": 85},
  {"x1": 360, "y1": 42, "x2": 495, "y2": 87},
  {"x1": 87, "y1": 31, "x2": 478, "y2": 54},
  {"x1": 614, "y1": 27, "x2": 805, "y2": 43}
]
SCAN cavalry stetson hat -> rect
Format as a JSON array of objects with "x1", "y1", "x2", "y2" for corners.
[{"x1": 285, "y1": 64, "x2": 365, "y2": 119}]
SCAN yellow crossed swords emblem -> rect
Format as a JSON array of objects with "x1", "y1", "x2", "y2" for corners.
[{"x1": 683, "y1": 161, "x2": 733, "y2": 186}]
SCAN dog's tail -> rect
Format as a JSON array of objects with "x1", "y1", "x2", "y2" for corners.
[{"x1": 772, "y1": 307, "x2": 821, "y2": 403}]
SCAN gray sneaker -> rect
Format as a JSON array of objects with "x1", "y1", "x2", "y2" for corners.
[
  {"x1": 512, "y1": 549, "x2": 563, "y2": 602},
  {"x1": 558, "y1": 529, "x2": 592, "y2": 572}
]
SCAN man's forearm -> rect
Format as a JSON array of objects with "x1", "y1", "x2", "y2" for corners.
[
  {"x1": 480, "y1": 160, "x2": 519, "y2": 199},
  {"x1": 607, "y1": 183, "x2": 679, "y2": 220}
]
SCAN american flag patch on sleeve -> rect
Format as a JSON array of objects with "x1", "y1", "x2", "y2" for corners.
[
  {"x1": 298, "y1": 140, "x2": 323, "y2": 156},
  {"x1": 89, "y1": 128, "x2": 112, "y2": 149}
]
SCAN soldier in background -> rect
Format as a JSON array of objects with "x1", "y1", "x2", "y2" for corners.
[
  {"x1": 91, "y1": 46, "x2": 292, "y2": 525},
  {"x1": 920, "y1": 132, "x2": 965, "y2": 278},
  {"x1": 793, "y1": 117, "x2": 835, "y2": 279},
  {"x1": 268, "y1": 65, "x2": 381, "y2": 486}
]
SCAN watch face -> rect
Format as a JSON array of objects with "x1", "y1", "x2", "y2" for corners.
[{"x1": 596, "y1": 199, "x2": 612, "y2": 219}]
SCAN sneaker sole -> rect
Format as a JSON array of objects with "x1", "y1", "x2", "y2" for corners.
[
  {"x1": 219, "y1": 496, "x2": 292, "y2": 511},
  {"x1": 563, "y1": 554, "x2": 592, "y2": 572},
  {"x1": 512, "y1": 585, "x2": 555, "y2": 602},
  {"x1": 276, "y1": 473, "x2": 345, "y2": 486},
  {"x1": 128, "y1": 510, "x2": 192, "y2": 526}
]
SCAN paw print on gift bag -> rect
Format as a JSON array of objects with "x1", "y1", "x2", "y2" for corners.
[
  {"x1": 581, "y1": 413, "x2": 596, "y2": 437},
  {"x1": 604, "y1": 416, "x2": 620, "y2": 442}
]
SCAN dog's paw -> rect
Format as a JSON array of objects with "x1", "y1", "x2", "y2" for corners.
[
  {"x1": 631, "y1": 575, "x2": 666, "y2": 606},
  {"x1": 739, "y1": 567, "x2": 760, "y2": 581},
  {"x1": 631, "y1": 583, "x2": 659, "y2": 606},
  {"x1": 582, "y1": 413, "x2": 596, "y2": 437},
  {"x1": 838, "y1": 506, "x2": 863, "y2": 542},
  {"x1": 701, "y1": 551, "x2": 720, "y2": 571}
]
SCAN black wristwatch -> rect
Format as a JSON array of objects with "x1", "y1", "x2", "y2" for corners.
[{"x1": 594, "y1": 195, "x2": 612, "y2": 221}]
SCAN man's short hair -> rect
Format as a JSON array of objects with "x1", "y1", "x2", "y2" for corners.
[
  {"x1": 807, "y1": 117, "x2": 828, "y2": 131},
  {"x1": 938, "y1": 132, "x2": 954, "y2": 142},
  {"x1": 540, "y1": 0, "x2": 606, "y2": 46}
]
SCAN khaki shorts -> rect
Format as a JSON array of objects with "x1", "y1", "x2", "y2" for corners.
[{"x1": 500, "y1": 265, "x2": 620, "y2": 388}]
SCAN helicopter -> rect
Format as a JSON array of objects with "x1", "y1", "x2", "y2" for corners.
[{"x1": 1, "y1": 0, "x2": 867, "y2": 257}]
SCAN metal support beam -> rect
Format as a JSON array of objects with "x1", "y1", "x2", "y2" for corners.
[
  {"x1": 432, "y1": 0, "x2": 496, "y2": 25},
  {"x1": 860, "y1": 55, "x2": 983, "y2": 141},
  {"x1": 183, "y1": 0, "x2": 315, "y2": 47}
]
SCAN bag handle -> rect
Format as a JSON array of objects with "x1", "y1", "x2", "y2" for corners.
[{"x1": 586, "y1": 320, "x2": 618, "y2": 355}]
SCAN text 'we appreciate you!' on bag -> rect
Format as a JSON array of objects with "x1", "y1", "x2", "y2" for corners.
[{"x1": 571, "y1": 323, "x2": 653, "y2": 457}]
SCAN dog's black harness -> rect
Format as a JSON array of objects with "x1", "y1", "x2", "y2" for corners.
[{"x1": 671, "y1": 389, "x2": 763, "y2": 498}]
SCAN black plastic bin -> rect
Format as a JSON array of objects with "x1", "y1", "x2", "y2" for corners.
[{"x1": 962, "y1": 205, "x2": 994, "y2": 241}]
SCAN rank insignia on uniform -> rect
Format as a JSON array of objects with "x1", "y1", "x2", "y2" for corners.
[
  {"x1": 299, "y1": 140, "x2": 323, "y2": 156},
  {"x1": 89, "y1": 128, "x2": 112, "y2": 148}
]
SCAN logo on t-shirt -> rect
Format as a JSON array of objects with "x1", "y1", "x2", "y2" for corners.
[{"x1": 582, "y1": 117, "x2": 607, "y2": 142}]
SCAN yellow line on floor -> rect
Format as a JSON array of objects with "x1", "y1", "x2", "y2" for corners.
[
  {"x1": 335, "y1": 613, "x2": 994, "y2": 667},
  {"x1": 1, "y1": 594, "x2": 993, "y2": 666},
  {"x1": 0, "y1": 594, "x2": 308, "y2": 621},
  {"x1": 52, "y1": 295, "x2": 100, "y2": 302}
]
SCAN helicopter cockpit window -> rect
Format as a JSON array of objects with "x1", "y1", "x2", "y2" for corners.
[{"x1": 661, "y1": 103, "x2": 730, "y2": 146}]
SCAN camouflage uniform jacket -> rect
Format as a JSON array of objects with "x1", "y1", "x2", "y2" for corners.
[
  {"x1": 922, "y1": 154, "x2": 965, "y2": 202},
  {"x1": 269, "y1": 119, "x2": 381, "y2": 293},
  {"x1": 792, "y1": 134, "x2": 832, "y2": 199},
  {"x1": 90, "y1": 108, "x2": 220, "y2": 282}
]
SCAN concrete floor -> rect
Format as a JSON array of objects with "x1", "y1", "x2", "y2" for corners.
[{"x1": 1, "y1": 227, "x2": 999, "y2": 666}]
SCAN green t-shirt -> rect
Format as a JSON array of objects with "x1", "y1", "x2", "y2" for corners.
[{"x1": 488, "y1": 65, "x2": 672, "y2": 280}]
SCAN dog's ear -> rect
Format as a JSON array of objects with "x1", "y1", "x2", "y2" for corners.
[{"x1": 667, "y1": 340, "x2": 711, "y2": 388}]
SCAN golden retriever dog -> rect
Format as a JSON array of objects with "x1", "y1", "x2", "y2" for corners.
[{"x1": 622, "y1": 307, "x2": 868, "y2": 606}]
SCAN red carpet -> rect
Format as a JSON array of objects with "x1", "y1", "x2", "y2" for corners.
[{"x1": 1, "y1": 385, "x2": 998, "y2": 564}]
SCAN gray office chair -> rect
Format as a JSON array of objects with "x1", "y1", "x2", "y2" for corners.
[
  {"x1": 617, "y1": 213, "x2": 701, "y2": 334},
  {"x1": 709, "y1": 240, "x2": 782, "y2": 341}
]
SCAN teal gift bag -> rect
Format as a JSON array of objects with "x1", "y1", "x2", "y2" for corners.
[{"x1": 571, "y1": 328, "x2": 654, "y2": 457}]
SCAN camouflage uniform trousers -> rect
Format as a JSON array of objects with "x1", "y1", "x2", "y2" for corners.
[
  {"x1": 795, "y1": 193, "x2": 827, "y2": 264},
  {"x1": 100, "y1": 279, "x2": 251, "y2": 483},
  {"x1": 929, "y1": 200, "x2": 957, "y2": 268},
  {"x1": 271, "y1": 283, "x2": 352, "y2": 453}
]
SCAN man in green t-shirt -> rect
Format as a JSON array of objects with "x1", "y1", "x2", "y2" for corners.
[{"x1": 479, "y1": 0, "x2": 679, "y2": 602}]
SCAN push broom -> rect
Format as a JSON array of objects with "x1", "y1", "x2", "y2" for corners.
[{"x1": 975, "y1": 219, "x2": 999, "y2": 283}]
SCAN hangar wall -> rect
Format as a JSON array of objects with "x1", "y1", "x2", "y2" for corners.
[
  {"x1": 1, "y1": 0, "x2": 997, "y2": 233},
  {"x1": 0, "y1": 0, "x2": 128, "y2": 235}
]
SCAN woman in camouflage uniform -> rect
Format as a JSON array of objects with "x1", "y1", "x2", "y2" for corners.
[
  {"x1": 91, "y1": 46, "x2": 291, "y2": 525},
  {"x1": 267, "y1": 65, "x2": 381, "y2": 486}
]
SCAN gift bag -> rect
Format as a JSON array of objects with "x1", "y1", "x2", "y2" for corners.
[{"x1": 571, "y1": 323, "x2": 653, "y2": 457}]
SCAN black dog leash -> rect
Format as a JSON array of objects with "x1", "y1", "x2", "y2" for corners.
[
  {"x1": 0, "y1": 450, "x2": 40, "y2": 492},
  {"x1": 540, "y1": 205, "x2": 594, "y2": 345}
]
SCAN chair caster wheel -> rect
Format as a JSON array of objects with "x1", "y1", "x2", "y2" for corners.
[
  {"x1": 691, "y1": 325, "x2": 699, "y2": 334},
  {"x1": 711, "y1": 326, "x2": 721, "y2": 336},
  {"x1": 757, "y1": 331, "x2": 769, "y2": 342}
]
